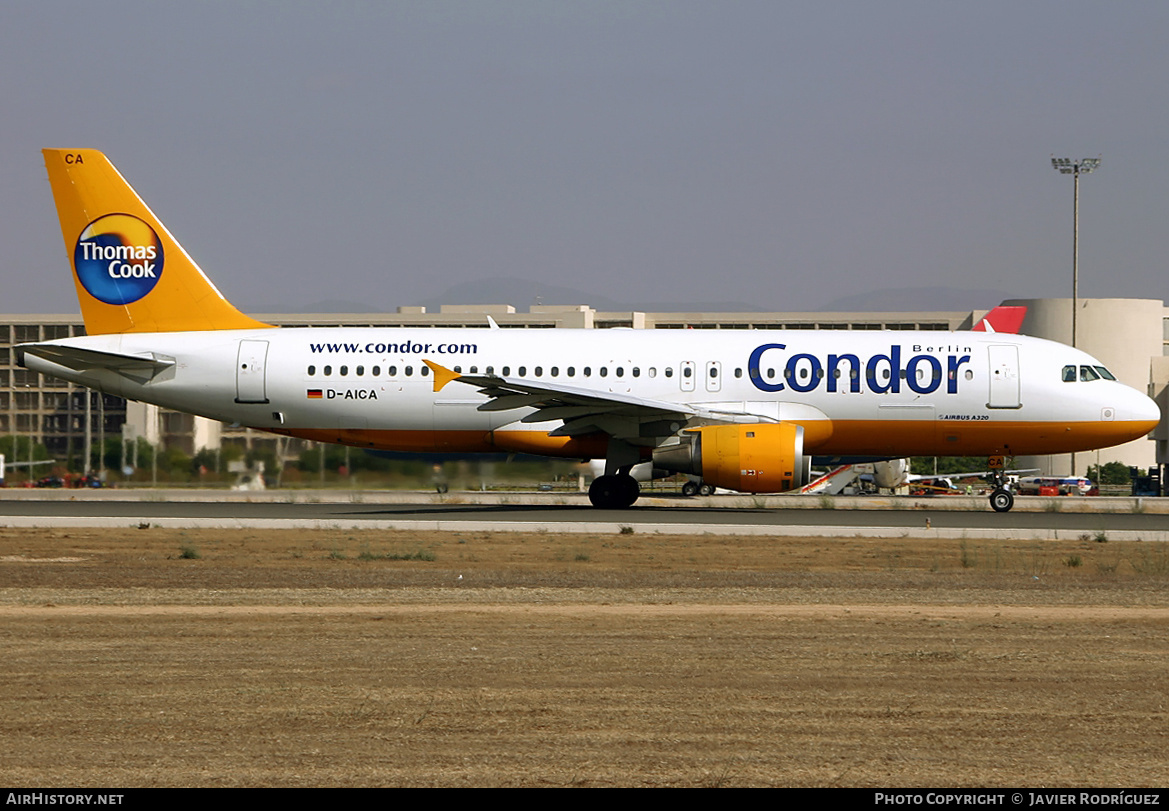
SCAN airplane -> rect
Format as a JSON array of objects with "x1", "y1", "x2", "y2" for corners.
[
  {"x1": 16, "y1": 149, "x2": 1163, "y2": 513},
  {"x1": 1014, "y1": 476, "x2": 1096, "y2": 497},
  {"x1": 0, "y1": 454, "x2": 57, "y2": 485}
]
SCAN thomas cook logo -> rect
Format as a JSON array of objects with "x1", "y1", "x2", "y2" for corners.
[{"x1": 74, "y1": 214, "x2": 164, "y2": 305}]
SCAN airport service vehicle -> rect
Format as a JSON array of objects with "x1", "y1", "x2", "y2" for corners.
[
  {"x1": 17, "y1": 149, "x2": 1162, "y2": 511},
  {"x1": 1015, "y1": 476, "x2": 1096, "y2": 496}
]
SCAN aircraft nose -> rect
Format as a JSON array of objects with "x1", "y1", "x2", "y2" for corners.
[
  {"x1": 1133, "y1": 389, "x2": 1162, "y2": 433},
  {"x1": 1117, "y1": 385, "x2": 1162, "y2": 439}
]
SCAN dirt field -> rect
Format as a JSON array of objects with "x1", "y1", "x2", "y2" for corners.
[{"x1": 1, "y1": 526, "x2": 1167, "y2": 787}]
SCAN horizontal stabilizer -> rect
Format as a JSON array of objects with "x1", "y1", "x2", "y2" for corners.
[{"x1": 19, "y1": 343, "x2": 175, "y2": 384}]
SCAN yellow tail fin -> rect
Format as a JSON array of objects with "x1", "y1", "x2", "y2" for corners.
[{"x1": 43, "y1": 149, "x2": 273, "y2": 335}]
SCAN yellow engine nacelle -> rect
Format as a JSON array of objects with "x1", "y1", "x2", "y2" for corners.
[{"x1": 652, "y1": 423, "x2": 811, "y2": 493}]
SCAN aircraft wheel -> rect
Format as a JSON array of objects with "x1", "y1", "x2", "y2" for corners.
[
  {"x1": 989, "y1": 488, "x2": 1014, "y2": 513},
  {"x1": 589, "y1": 474, "x2": 641, "y2": 509},
  {"x1": 698, "y1": 483, "x2": 715, "y2": 496},
  {"x1": 681, "y1": 481, "x2": 699, "y2": 497}
]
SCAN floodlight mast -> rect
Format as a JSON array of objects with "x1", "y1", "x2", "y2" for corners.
[
  {"x1": 1051, "y1": 156, "x2": 1101, "y2": 478},
  {"x1": 1050, "y1": 156, "x2": 1102, "y2": 348}
]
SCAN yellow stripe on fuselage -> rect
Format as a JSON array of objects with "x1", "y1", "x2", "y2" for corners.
[{"x1": 268, "y1": 418, "x2": 1154, "y2": 459}]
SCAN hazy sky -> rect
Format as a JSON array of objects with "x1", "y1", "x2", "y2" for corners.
[{"x1": 4, "y1": 1, "x2": 1168, "y2": 314}]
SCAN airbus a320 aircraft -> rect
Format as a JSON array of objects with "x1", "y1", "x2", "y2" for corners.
[{"x1": 18, "y1": 149, "x2": 1162, "y2": 512}]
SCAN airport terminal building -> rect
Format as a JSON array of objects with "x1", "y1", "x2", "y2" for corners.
[{"x1": 2, "y1": 297, "x2": 1166, "y2": 479}]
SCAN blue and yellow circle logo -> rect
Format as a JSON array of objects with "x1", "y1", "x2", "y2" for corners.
[{"x1": 74, "y1": 214, "x2": 165, "y2": 305}]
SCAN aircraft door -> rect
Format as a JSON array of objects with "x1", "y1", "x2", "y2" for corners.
[
  {"x1": 680, "y1": 361, "x2": 696, "y2": 392},
  {"x1": 705, "y1": 361, "x2": 722, "y2": 393},
  {"x1": 235, "y1": 340, "x2": 270, "y2": 404},
  {"x1": 987, "y1": 345, "x2": 1020, "y2": 409}
]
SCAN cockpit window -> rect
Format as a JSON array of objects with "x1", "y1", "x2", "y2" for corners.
[
  {"x1": 1062, "y1": 365, "x2": 1076, "y2": 382},
  {"x1": 1080, "y1": 365, "x2": 1100, "y2": 382},
  {"x1": 1094, "y1": 366, "x2": 1117, "y2": 381}
]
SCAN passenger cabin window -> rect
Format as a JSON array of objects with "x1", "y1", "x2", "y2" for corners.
[{"x1": 307, "y1": 365, "x2": 316, "y2": 375}]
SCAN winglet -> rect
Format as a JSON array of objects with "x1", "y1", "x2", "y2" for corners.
[{"x1": 423, "y1": 359, "x2": 461, "y2": 393}]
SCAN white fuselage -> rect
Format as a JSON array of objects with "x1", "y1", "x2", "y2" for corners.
[{"x1": 21, "y1": 326, "x2": 1160, "y2": 461}]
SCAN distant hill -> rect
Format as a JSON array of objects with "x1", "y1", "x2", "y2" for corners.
[
  {"x1": 817, "y1": 286, "x2": 1011, "y2": 313},
  {"x1": 417, "y1": 277, "x2": 762, "y2": 313},
  {"x1": 423, "y1": 279, "x2": 1012, "y2": 314},
  {"x1": 267, "y1": 281, "x2": 1014, "y2": 316}
]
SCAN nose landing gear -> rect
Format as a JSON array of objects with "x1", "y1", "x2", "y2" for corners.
[
  {"x1": 989, "y1": 487, "x2": 1015, "y2": 513},
  {"x1": 987, "y1": 455, "x2": 1014, "y2": 512}
]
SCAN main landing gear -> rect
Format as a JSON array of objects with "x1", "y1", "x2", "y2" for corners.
[{"x1": 589, "y1": 474, "x2": 640, "y2": 509}]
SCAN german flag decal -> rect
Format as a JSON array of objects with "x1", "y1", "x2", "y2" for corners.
[{"x1": 307, "y1": 389, "x2": 323, "y2": 399}]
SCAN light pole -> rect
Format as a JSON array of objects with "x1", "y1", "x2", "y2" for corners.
[
  {"x1": 1050, "y1": 156, "x2": 1102, "y2": 348},
  {"x1": 1051, "y1": 156, "x2": 1101, "y2": 477}
]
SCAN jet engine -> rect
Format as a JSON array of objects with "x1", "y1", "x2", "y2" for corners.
[{"x1": 652, "y1": 423, "x2": 811, "y2": 493}]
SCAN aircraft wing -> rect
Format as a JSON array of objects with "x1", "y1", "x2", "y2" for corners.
[
  {"x1": 424, "y1": 360, "x2": 774, "y2": 440},
  {"x1": 18, "y1": 344, "x2": 175, "y2": 384},
  {"x1": 935, "y1": 468, "x2": 1040, "y2": 481}
]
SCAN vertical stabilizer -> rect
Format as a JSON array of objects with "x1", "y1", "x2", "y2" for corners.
[{"x1": 42, "y1": 149, "x2": 273, "y2": 335}]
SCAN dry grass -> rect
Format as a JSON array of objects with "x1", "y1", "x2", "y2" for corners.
[{"x1": 1, "y1": 527, "x2": 1167, "y2": 787}]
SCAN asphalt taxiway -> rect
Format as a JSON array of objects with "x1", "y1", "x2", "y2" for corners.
[{"x1": 0, "y1": 490, "x2": 1164, "y2": 541}]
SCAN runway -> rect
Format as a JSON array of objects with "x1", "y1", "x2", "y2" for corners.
[{"x1": 0, "y1": 491, "x2": 1165, "y2": 540}]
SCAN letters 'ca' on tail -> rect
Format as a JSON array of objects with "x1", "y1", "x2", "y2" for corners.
[{"x1": 42, "y1": 149, "x2": 273, "y2": 335}]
